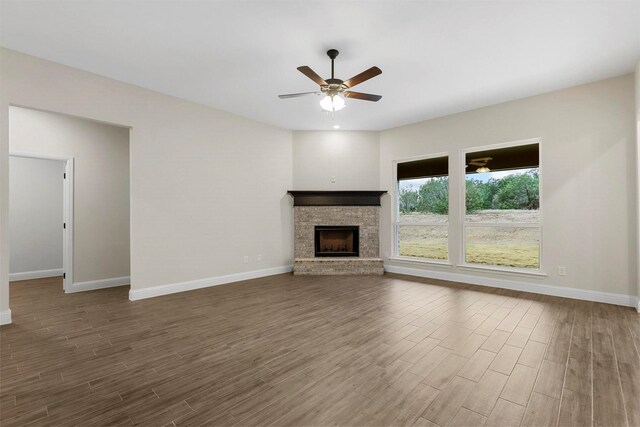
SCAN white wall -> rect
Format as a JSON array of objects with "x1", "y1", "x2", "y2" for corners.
[
  {"x1": 380, "y1": 74, "x2": 637, "y2": 299},
  {"x1": 9, "y1": 156, "x2": 63, "y2": 278},
  {"x1": 292, "y1": 131, "x2": 379, "y2": 190},
  {"x1": 0, "y1": 48, "x2": 293, "y2": 318},
  {"x1": 10, "y1": 107, "x2": 130, "y2": 283}
]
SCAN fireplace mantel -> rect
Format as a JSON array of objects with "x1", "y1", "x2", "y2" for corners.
[{"x1": 287, "y1": 190, "x2": 387, "y2": 206}]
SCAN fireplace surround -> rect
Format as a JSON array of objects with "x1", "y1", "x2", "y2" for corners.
[{"x1": 288, "y1": 191, "x2": 386, "y2": 275}]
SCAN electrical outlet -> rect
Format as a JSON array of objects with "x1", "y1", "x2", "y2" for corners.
[
  {"x1": 558, "y1": 266, "x2": 566, "y2": 276},
  {"x1": 257, "y1": 254, "x2": 262, "y2": 262},
  {"x1": 330, "y1": 176, "x2": 336, "y2": 184},
  {"x1": 243, "y1": 256, "x2": 249, "y2": 264}
]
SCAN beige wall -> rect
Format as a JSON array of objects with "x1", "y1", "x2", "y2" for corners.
[
  {"x1": 0, "y1": 47, "x2": 636, "y2": 320},
  {"x1": 10, "y1": 107, "x2": 130, "y2": 283},
  {"x1": 0, "y1": 48, "x2": 294, "y2": 317},
  {"x1": 292, "y1": 131, "x2": 379, "y2": 190},
  {"x1": 380, "y1": 74, "x2": 637, "y2": 297}
]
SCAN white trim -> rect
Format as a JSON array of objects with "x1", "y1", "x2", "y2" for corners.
[
  {"x1": 384, "y1": 264, "x2": 636, "y2": 308},
  {"x1": 68, "y1": 276, "x2": 130, "y2": 293},
  {"x1": 0, "y1": 310, "x2": 11, "y2": 325},
  {"x1": 63, "y1": 158, "x2": 74, "y2": 292},
  {"x1": 0, "y1": 311, "x2": 10, "y2": 325},
  {"x1": 398, "y1": 222, "x2": 450, "y2": 227},
  {"x1": 9, "y1": 268, "x2": 63, "y2": 281},
  {"x1": 388, "y1": 256, "x2": 453, "y2": 268},
  {"x1": 9, "y1": 151, "x2": 74, "y2": 292},
  {"x1": 392, "y1": 151, "x2": 450, "y2": 260},
  {"x1": 460, "y1": 138, "x2": 543, "y2": 271},
  {"x1": 0, "y1": 309, "x2": 12, "y2": 325},
  {"x1": 129, "y1": 265, "x2": 293, "y2": 301},
  {"x1": 457, "y1": 263, "x2": 547, "y2": 278},
  {"x1": 464, "y1": 222, "x2": 539, "y2": 228}
]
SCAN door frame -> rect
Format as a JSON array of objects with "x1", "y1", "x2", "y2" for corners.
[{"x1": 9, "y1": 151, "x2": 74, "y2": 292}]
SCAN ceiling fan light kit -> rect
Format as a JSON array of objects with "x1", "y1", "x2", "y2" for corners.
[
  {"x1": 320, "y1": 94, "x2": 346, "y2": 112},
  {"x1": 279, "y1": 49, "x2": 382, "y2": 113}
]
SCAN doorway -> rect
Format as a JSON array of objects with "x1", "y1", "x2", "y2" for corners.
[
  {"x1": 8, "y1": 105, "x2": 130, "y2": 296},
  {"x1": 9, "y1": 153, "x2": 74, "y2": 292}
]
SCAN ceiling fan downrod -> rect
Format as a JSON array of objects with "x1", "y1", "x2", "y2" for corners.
[{"x1": 327, "y1": 49, "x2": 339, "y2": 80}]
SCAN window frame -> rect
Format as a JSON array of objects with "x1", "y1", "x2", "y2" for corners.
[
  {"x1": 458, "y1": 137, "x2": 544, "y2": 275},
  {"x1": 392, "y1": 151, "x2": 452, "y2": 265}
]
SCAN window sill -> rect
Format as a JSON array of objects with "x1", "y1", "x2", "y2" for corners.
[
  {"x1": 457, "y1": 263, "x2": 547, "y2": 278},
  {"x1": 387, "y1": 256, "x2": 453, "y2": 268}
]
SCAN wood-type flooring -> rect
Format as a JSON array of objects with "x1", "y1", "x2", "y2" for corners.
[{"x1": 1, "y1": 274, "x2": 638, "y2": 426}]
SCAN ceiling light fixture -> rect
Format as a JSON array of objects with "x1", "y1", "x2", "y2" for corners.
[
  {"x1": 279, "y1": 49, "x2": 381, "y2": 115},
  {"x1": 476, "y1": 166, "x2": 491, "y2": 173},
  {"x1": 320, "y1": 94, "x2": 346, "y2": 112}
]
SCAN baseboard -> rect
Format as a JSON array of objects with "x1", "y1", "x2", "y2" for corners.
[
  {"x1": 9, "y1": 268, "x2": 63, "y2": 281},
  {"x1": 129, "y1": 265, "x2": 293, "y2": 301},
  {"x1": 385, "y1": 264, "x2": 637, "y2": 308},
  {"x1": 0, "y1": 309, "x2": 12, "y2": 325},
  {"x1": 68, "y1": 276, "x2": 130, "y2": 293}
]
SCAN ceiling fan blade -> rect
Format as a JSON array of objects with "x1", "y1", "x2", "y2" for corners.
[
  {"x1": 297, "y1": 66, "x2": 327, "y2": 86},
  {"x1": 467, "y1": 157, "x2": 492, "y2": 166},
  {"x1": 344, "y1": 91, "x2": 382, "y2": 102},
  {"x1": 278, "y1": 92, "x2": 321, "y2": 99},
  {"x1": 343, "y1": 66, "x2": 382, "y2": 88}
]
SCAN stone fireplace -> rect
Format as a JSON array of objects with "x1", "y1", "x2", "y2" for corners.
[{"x1": 288, "y1": 191, "x2": 386, "y2": 275}]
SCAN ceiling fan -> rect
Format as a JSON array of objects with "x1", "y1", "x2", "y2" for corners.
[
  {"x1": 279, "y1": 49, "x2": 382, "y2": 112},
  {"x1": 467, "y1": 157, "x2": 493, "y2": 173}
]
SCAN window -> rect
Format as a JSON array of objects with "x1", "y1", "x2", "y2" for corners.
[
  {"x1": 463, "y1": 142, "x2": 540, "y2": 270},
  {"x1": 395, "y1": 155, "x2": 449, "y2": 261}
]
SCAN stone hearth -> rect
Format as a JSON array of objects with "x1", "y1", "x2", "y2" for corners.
[
  {"x1": 293, "y1": 258, "x2": 384, "y2": 275},
  {"x1": 288, "y1": 191, "x2": 386, "y2": 275}
]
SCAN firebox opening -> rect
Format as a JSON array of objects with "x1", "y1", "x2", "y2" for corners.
[{"x1": 315, "y1": 226, "x2": 359, "y2": 257}]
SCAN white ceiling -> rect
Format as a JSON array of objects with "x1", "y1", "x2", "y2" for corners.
[{"x1": 1, "y1": 1, "x2": 639, "y2": 131}]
